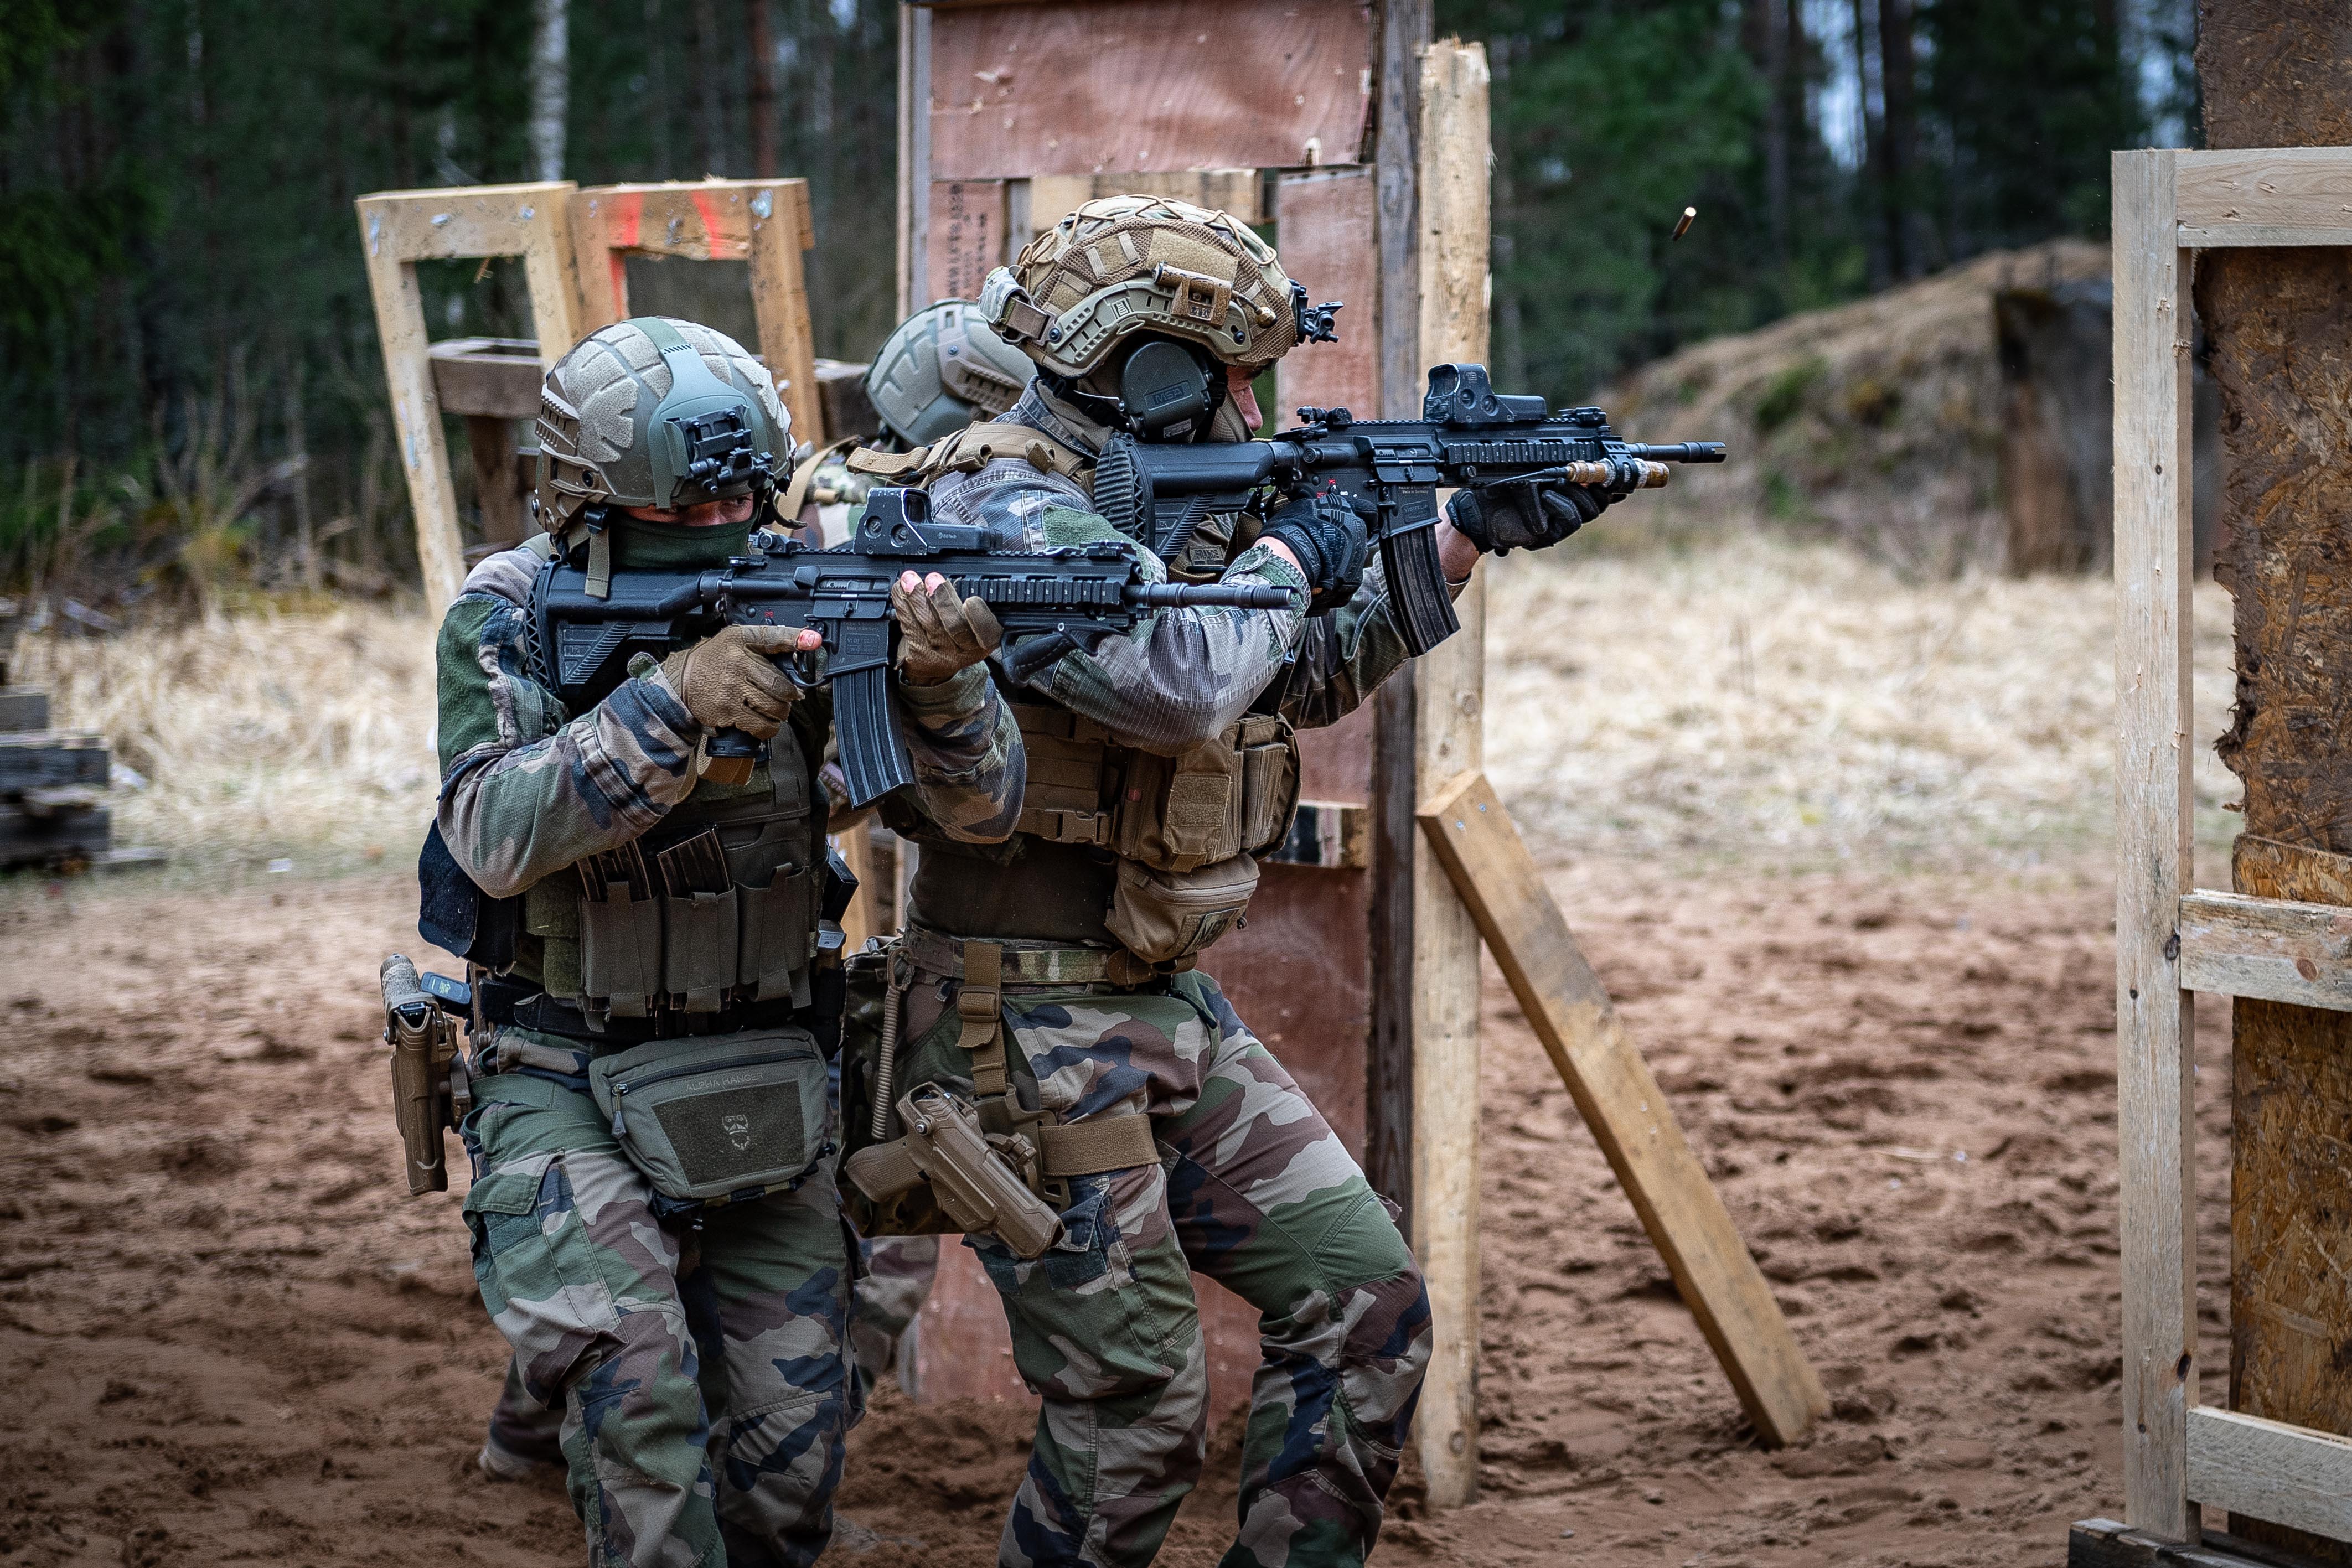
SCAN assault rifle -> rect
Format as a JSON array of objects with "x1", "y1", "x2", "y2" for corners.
[
  {"x1": 533, "y1": 491, "x2": 1291, "y2": 807},
  {"x1": 1090, "y1": 362, "x2": 1728, "y2": 656}
]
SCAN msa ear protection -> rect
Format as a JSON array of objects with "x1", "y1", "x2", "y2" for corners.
[{"x1": 1117, "y1": 338, "x2": 1221, "y2": 442}]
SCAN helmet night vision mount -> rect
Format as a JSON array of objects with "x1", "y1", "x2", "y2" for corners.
[{"x1": 638, "y1": 317, "x2": 776, "y2": 511}]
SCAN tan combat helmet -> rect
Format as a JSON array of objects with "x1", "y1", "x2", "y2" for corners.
[
  {"x1": 864, "y1": 298, "x2": 1035, "y2": 447},
  {"x1": 979, "y1": 194, "x2": 1316, "y2": 379},
  {"x1": 535, "y1": 316, "x2": 789, "y2": 536}
]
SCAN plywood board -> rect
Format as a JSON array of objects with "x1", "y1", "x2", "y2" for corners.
[
  {"x1": 926, "y1": 179, "x2": 1009, "y2": 304},
  {"x1": 1418, "y1": 769, "x2": 1827, "y2": 1448},
  {"x1": 1273, "y1": 169, "x2": 1379, "y2": 425},
  {"x1": 927, "y1": 0, "x2": 1373, "y2": 179}
]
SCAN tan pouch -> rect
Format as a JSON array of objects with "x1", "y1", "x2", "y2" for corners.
[
  {"x1": 1105, "y1": 853, "x2": 1260, "y2": 965},
  {"x1": 1236, "y1": 713, "x2": 1300, "y2": 856},
  {"x1": 1114, "y1": 728, "x2": 1245, "y2": 872}
]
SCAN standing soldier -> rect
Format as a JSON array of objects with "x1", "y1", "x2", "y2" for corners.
[
  {"x1": 839, "y1": 196, "x2": 1621, "y2": 1567},
  {"x1": 438, "y1": 315, "x2": 1023, "y2": 1566}
]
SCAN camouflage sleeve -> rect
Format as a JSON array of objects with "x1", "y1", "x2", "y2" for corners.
[
  {"x1": 1271, "y1": 553, "x2": 1480, "y2": 732},
  {"x1": 892, "y1": 664, "x2": 1025, "y2": 842},
  {"x1": 433, "y1": 551, "x2": 705, "y2": 899},
  {"x1": 1025, "y1": 506, "x2": 1310, "y2": 756}
]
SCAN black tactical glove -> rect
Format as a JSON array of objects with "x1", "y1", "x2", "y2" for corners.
[
  {"x1": 1445, "y1": 462, "x2": 1637, "y2": 555},
  {"x1": 1258, "y1": 487, "x2": 1371, "y2": 614}
]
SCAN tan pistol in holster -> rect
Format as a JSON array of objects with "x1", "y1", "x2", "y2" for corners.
[
  {"x1": 381, "y1": 954, "x2": 473, "y2": 1196},
  {"x1": 846, "y1": 1084, "x2": 1064, "y2": 1260}
]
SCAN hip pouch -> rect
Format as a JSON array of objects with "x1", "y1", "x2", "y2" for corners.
[
  {"x1": 1104, "y1": 853, "x2": 1261, "y2": 966},
  {"x1": 588, "y1": 1027, "x2": 829, "y2": 1207}
]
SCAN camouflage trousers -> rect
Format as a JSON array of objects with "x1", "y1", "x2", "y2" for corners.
[
  {"x1": 488, "y1": 1231, "x2": 937, "y2": 1469},
  {"x1": 461, "y1": 1033, "x2": 858, "y2": 1568},
  {"x1": 883, "y1": 957, "x2": 1433, "y2": 1568}
]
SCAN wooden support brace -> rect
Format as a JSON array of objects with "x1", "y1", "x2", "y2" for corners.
[
  {"x1": 2178, "y1": 891, "x2": 2352, "y2": 1010},
  {"x1": 2186, "y1": 1409, "x2": 2352, "y2": 1545},
  {"x1": 1416, "y1": 769, "x2": 1827, "y2": 1447},
  {"x1": 354, "y1": 180, "x2": 581, "y2": 609},
  {"x1": 568, "y1": 181, "x2": 826, "y2": 443}
]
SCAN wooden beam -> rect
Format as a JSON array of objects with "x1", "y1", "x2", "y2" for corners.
[
  {"x1": 354, "y1": 182, "x2": 578, "y2": 609},
  {"x1": 2071, "y1": 1517, "x2": 2340, "y2": 1568},
  {"x1": 2179, "y1": 891, "x2": 2352, "y2": 1010},
  {"x1": 1402, "y1": 35, "x2": 1488, "y2": 1512},
  {"x1": 2174, "y1": 148, "x2": 2352, "y2": 235},
  {"x1": 2188, "y1": 1409, "x2": 2352, "y2": 1545},
  {"x1": 1417, "y1": 769, "x2": 1827, "y2": 1448},
  {"x1": 2112, "y1": 146, "x2": 2200, "y2": 1543},
  {"x1": 900, "y1": 2, "x2": 933, "y2": 313}
]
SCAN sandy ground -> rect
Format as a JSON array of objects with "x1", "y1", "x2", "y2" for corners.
[{"x1": 0, "y1": 856, "x2": 2227, "y2": 1567}]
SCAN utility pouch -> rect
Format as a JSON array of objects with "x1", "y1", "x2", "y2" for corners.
[
  {"x1": 1104, "y1": 852, "x2": 1260, "y2": 966},
  {"x1": 660, "y1": 887, "x2": 738, "y2": 1013},
  {"x1": 737, "y1": 868, "x2": 818, "y2": 1005},
  {"x1": 1237, "y1": 712, "x2": 1301, "y2": 856},
  {"x1": 588, "y1": 1027, "x2": 829, "y2": 1205},
  {"x1": 579, "y1": 881, "x2": 664, "y2": 1018}
]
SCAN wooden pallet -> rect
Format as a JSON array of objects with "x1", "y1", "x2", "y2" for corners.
[
  {"x1": 0, "y1": 686, "x2": 49, "y2": 732},
  {"x1": 0, "y1": 732, "x2": 108, "y2": 794},
  {"x1": 0, "y1": 802, "x2": 111, "y2": 867}
]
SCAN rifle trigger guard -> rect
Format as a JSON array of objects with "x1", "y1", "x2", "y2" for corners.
[{"x1": 782, "y1": 645, "x2": 826, "y2": 691}]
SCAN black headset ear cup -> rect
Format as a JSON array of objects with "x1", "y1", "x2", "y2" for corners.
[{"x1": 1118, "y1": 339, "x2": 1216, "y2": 441}]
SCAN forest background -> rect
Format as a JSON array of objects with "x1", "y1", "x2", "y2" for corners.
[{"x1": 1, "y1": 0, "x2": 2199, "y2": 607}]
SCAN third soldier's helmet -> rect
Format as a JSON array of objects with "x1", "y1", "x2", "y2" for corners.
[
  {"x1": 979, "y1": 194, "x2": 1309, "y2": 380},
  {"x1": 864, "y1": 299, "x2": 1035, "y2": 447},
  {"x1": 535, "y1": 316, "x2": 789, "y2": 535}
]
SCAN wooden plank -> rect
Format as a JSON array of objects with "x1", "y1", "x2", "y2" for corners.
[
  {"x1": 1272, "y1": 168, "x2": 1379, "y2": 423},
  {"x1": 427, "y1": 338, "x2": 544, "y2": 419},
  {"x1": 926, "y1": 0, "x2": 1372, "y2": 179},
  {"x1": 2182, "y1": 226, "x2": 2352, "y2": 250},
  {"x1": 746, "y1": 186, "x2": 824, "y2": 444},
  {"x1": 2072, "y1": 1516, "x2": 2343, "y2": 1568},
  {"x1": 1027, "y1": 170, "x2": 1263, "y2": 233},
  {"x1": 2189, "y1": 1409, "x2": 2352, "y2": 1545},
  {"x1": 2174, "y1": 148, "x2": 2352, "y2": 234},
  {"x1": 356, "y1": 246, "x2": 467, "y2": 610},
  {"x1": 1404, "y1": 38, "x2": 1490, "y2": 1510},
  {"x1": 900, "y1": 3, "x2": 932, "y2": 315},
  {"x1": 2112, "y1": 146, "x2": 2200, "y2": 1543},
  {"x1": 924, "y1": 179, "x2": 1009, "y2": 304},
  {"x1": 0, "y1": 688, "x2": 50, "y2": 733},
  {"x1": 1417, "y1": 768, "x2": 1827, "y2": 1447},
  {"x1": 2180, "y1": 890, "x2": 2352, "y2": 1010},
  {"x1": 355, "y1": 182, "x2": 577, "y2": 265}
]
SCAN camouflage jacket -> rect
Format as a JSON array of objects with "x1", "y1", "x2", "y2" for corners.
[
  {"x1": 919, "y1": 381, "x2": 1455, "y2": 757},
  {"x1": 435, "y1": 543, "x2": 1024, "y2": 900}
]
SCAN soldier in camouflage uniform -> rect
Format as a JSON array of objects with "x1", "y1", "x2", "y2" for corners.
[
  {"x1": 441, "y1": 316, "x2": 1024, "y2": 1567},
  {"x1": 841, "y1": 197, "x2": 1621, "y2": 1567},
  {"x1": 786, "y1": 297, "x2": 1034, "y2": 545}
]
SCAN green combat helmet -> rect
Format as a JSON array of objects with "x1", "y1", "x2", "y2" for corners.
[
  {"x1": 978, "y1": 193, "x2": 1309, "y2": 379},
  {"x1": 535, "y1": 315, "x2": 790, "y2": 594},
  {"x1": 863, "y1": 298, "x2": 1034, "y2": 448}
]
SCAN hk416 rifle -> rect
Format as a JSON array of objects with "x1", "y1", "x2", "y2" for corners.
[
  {"x1": 1090, "y1": 361, "x2": 1728, "y2": 656},
  {"x1": 533, "y1": 491, "x2": 1291, "y2": 807}
]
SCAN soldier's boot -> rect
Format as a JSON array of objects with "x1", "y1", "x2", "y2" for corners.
[
  {"x1": 1159, "y1": 981, "x2": 1434, "y2": 1568},
  {"x1": 975, "y1": 1162, "x2": 1210, "y2": 1568},
  {"x1": 848, "y1": 1234, "x2": 942, "y2": 1392}
]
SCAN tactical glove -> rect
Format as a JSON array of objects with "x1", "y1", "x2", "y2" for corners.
[
  {"x1": 659, "y1": 624, "x2": 809, "y2": 740},
  {"x1": 1259, "y1": 487, "x2": 1371, "y2": 614},
  {"x1": 1445, "y1": 462, "x2": 1638, "y2": 555},
  {"x1": 893, "y1": 571, "x2": 1004, "y2": 685}
]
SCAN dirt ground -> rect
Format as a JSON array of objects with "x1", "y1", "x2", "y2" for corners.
[{"x1": 0, "y1": 858, "x2": 2229, "y2": 1568}]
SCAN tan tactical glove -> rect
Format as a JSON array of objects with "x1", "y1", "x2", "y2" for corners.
[
  {"x1": 892, "y1": 571, "x2": 1003, "y2": 686},
  {"x1": 659, "y1": 624, "x2": 813, "y2": 740}
]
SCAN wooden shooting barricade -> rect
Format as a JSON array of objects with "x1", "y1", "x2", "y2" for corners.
[
  {"x1": 2081, "y1": 147, "x2": 2352, "y2": 1564},
  {"x1": 892, "y1": 0, "x2": 1821, "y2": 1503}
]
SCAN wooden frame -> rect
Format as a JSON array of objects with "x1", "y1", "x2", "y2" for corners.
[
  {"x1": 355, "y1": 181, "x2": 583, "y2": 609},
  {"x1": 2110, "y1": 146, "x2": 2352, "y2": 1549},
  {"x1": 567, "y1": 180, "x2": 825, "y2": 445}
]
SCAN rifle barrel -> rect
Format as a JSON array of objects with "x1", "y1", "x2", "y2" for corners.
[
  {"x1": 1623, "y1": 441, "x2": 1728, "y2": 463},
  {"x1": 1128, "y1": 583, "x2": 1293, "y2": 609}
]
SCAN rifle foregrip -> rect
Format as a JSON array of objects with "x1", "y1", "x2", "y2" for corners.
[
  {"x1": 1381, "y1": 524, "x2": 1461, "y2": 657},
  {"x1": 834, "y1": 663, "x2": 916, "y2": 808}
]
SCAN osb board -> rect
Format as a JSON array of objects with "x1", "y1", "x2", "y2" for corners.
[
  {"x1": 1272, "y1": 168, "x2": 1380, "y2": 426},
  {"x1": 927, "y1": 180, "x2": 1009, "y2": 303},
  {"x1": 928, "y1": 0, "x2": 1373, "y2": 179}
]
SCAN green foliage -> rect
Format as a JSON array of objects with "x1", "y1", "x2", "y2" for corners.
[{"x1": 1754, "y1": 356, "x2": 1828, "y2": 434}]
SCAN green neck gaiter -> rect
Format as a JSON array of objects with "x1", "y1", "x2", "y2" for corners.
[{"x1": 611, "y1": 518, "x2": 752, "y2": 572}]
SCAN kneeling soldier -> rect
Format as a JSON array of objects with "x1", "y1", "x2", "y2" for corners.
[{"x1": 435, "y1": 316, "x2": 1022, "y2": 1566}]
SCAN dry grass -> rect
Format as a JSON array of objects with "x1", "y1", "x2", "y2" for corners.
[
  {"x1": 11, "y1": 604, "x2": 439, "y2": 871},
  {"x1": 9, "y1": 533, "x2": 2236, "y2": 877},
  {"x1": 1482, "y1": 532, "x2": 2236, "y2": 871}
]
